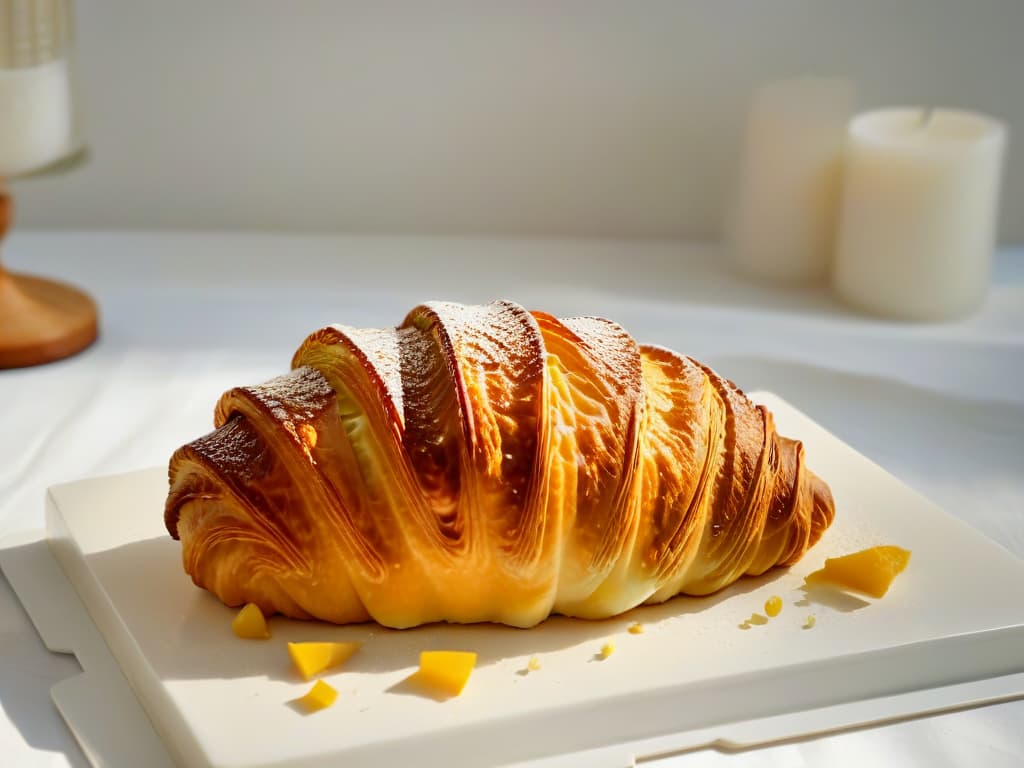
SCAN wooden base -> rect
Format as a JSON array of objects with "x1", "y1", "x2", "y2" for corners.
[{"x1": 0, "y1": 268, "x2": 99, "y2": 368}]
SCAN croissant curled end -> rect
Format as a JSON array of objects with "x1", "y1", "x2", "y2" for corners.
[{"x1": 808, "y1": 471, "x2": 837, "y2": 549}]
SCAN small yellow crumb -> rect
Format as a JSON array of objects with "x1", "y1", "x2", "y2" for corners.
[
  {"x1": 803, "y1": 615, "x2": 816, "y2": 629},
  {"x1": 527, "y1": 655, "x2": 541, "y2": 671},
  {"x1": 297, "y1": 679, "x2": 338, "y2": 712},
  {"x1": 627, "y1": 622, "x2": 644, "y2": 634},
  {"x1": 288, "y1": 641, "x2": 362, "y2": 680},
  {"x1": 805, "y1": 545, "x2": 911, "y2": 598},
  {"x1": 416, "y1": 651, "x2": 477, "y2": 697},
  {"x1": 231, "y1": 603, "x2": 270, "y2": 639},
  {"x1": 599, "y1": 642, "x2": 615, "y2": 659},
  {"x1": 764, "y1": 595, "x2": 783, "y2": 618}
]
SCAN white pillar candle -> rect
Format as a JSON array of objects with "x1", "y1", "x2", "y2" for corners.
[
  {"x1": 0, "y1": 59, "x2": 73, "y2": 177},
  {"x1": 833, "y1": 108, "x2": 1007, "y2": 320},
  {"x1": 729, "y1": 78, "x2": 855, "y2": 283}
]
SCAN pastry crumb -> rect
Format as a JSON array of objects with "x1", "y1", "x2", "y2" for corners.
[
  {"x1": 297, "y1": 680, "x2": 337, "y2": 712},
  {"x1": 764, "y1": 595, "x2": 783, "y2": 617},
  {"x1": 232, "y1": 603, "x2": 270, "y2": 639},
  {"x1": 803, "y1": 615, "x2": 816, "y2": 629},
  {"x1": 598, "y1": 642, "x2": 615, "y2": 659},
  {"x1": 288, "y1": 641, "x2": 361, "y2": 680},
  {"x1": 527, "y1": 655, "x2": 541, "y2": 671},
  {"x1": 627, "y1": 622, "x2": 644, "y2": 634},
  {"x1": 416, "y1": 651, "x2": 477, "y2": 697}
]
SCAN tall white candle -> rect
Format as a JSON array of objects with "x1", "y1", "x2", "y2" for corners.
[
  {"x1": 0, "y1": 59, "x2": 73, "y2": 177},
  {"x1": 833, "y1": 108, "x2": 1007, "y2": 320},
  {"x1": 729, "y1": 78, "x2": 855, "y2": 283}
]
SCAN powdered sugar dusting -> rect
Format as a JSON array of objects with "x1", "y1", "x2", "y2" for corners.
[
  {"x1": 185, "y1": 416, "x2": 264, "y2": 482},
  {"x1": 560, "y1": 316, "x2": 643, "y2": 416},
  {"x1": 331, "y1": 325, "x2": 407, "y2": 419},
  {"x1": 423, "y1": 301, "x2": 544, "y2": 375},
  {"x1": 236, "y1": 367, "x2": 335, "y2": 424}
]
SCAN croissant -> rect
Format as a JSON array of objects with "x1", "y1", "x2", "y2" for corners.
[{"x1": 165, "y1": 301, "x2": 835, "y2": 628}]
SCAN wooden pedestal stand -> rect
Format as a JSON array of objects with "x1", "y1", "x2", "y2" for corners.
[{"x1": 0, "y1": 191, "x2": 98, "y2": 368}]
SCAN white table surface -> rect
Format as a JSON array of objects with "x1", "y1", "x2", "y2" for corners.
[{"x1": 1, "y1": 231, "x2": 1022, "y2": 767}]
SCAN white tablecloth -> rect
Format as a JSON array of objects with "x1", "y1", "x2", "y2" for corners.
[{"x1": 1, "y1": 231, "x2": 1022, "y2": 767}]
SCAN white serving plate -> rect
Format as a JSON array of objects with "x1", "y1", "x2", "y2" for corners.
[{"x1": 39, "y1": 393, "x2": 1024, "y2": 768}]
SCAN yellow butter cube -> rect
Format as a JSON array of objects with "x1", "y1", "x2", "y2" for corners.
[
  {"x1": 298, "y1": 679, "x2": 338, "y2": 712},
  {"x1": 805, "y1": 545, "x2": 911, "y2": 598},
  {"x1": 288, "y1": 641, "x2": 362, "y2": 680},
  {"x1": 231, "y1": 603, "x2": 270, "y2": 639},
  {"x1": 416, "y1": 651, "x2": 477, "y2": 697}
]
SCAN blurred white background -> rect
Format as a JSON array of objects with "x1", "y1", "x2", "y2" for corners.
[{"x1": 11, "y1": 0, "x2": 1024, "y2": 242}]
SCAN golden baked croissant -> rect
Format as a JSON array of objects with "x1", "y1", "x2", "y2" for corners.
[{"x1": 166, "y1": 301, "x2": 835, "y2": 628}]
